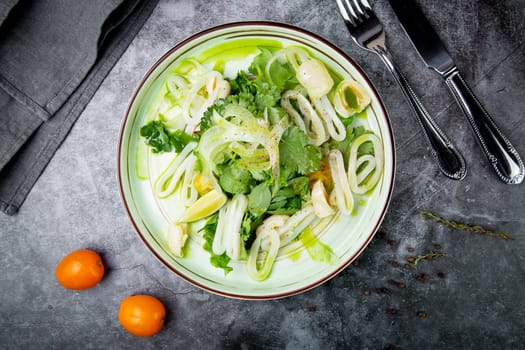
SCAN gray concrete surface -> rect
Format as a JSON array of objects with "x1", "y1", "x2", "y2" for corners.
[{"x1": 1, "y1": 0, "x2": 524, "y2": 348}]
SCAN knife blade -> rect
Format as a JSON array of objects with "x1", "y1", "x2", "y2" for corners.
[
  {"x1": 388, "y1": 0, "x2": 454, "y2": 75},
  {"x1": 388, "y1": 0, "x2": 524, "y2": 184}
]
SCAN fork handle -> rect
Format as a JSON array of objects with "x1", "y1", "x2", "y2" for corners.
[
  {"x1": 374, "y1": 47, "x2": 466, "y2": 180},
  {"x1": 444, "y1": 69, "x2": 524, "y2": 184}
]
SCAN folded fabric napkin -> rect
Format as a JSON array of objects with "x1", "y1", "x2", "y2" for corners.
[{"x1": 0, "y1": 0, "x2": 159, "y2": 215}]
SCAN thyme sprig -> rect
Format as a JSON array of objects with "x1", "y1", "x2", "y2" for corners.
[
  {"x1": 412, "y1": 251, "x2": 447, "y2": 266},
  {"x1": 420, "y1": 211, "x2": 513, "y2": 241}
]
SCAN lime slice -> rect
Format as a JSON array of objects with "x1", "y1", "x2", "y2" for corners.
[{"x1": 180, "y1": 189, "x2": 227, "y2": 222}]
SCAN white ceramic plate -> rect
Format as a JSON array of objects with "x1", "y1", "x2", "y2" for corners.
[{"x1": 118, "y1": 22, "x2": 395, "y2": 299}]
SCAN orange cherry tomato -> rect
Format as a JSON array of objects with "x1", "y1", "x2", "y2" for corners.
[
  {"x1": 55, "y1": 249, "x2": 105, "y2": 290},
  {"x1": 118, "y1": 295, "x2": 166, "y2": 337}
]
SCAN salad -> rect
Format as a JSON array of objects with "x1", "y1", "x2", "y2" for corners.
[{"x1": 138, "y1": 43, "x2": 383, "y2": 281}]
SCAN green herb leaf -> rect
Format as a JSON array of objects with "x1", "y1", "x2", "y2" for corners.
[
  {"x1": 279, "y1": 126, "x2": 321, "y2": 177},
  {"x1": 248, "y1": 48, "x2": 273, "y2": 77},
  {"x1": 412, "y1": 251, "x2": 447, "y2": 266},
  {"x1": 267, "y1": 176, "x2": 308, "y2": 215},
  {"x1": 241, "y1": 213, "x2": 263, "y2": 249},
  {"x1": 210, "y1": 254, "x2": 233, "y2": 274},
  {"x1": 217, "y1": 163, "x2": 254, "y2": 194},
  {"x1": 140, "y1": 120, "x2": 194, "y2": 153},
  {"x1": 200, "y1": 214, "x2": 233, "y2": 275},
  {"x1": 420, "y1": 211, "x2": 513, "y2": 241},
  {"x1": 248, "y1": 183, "x2": 272, "y2": 216}
]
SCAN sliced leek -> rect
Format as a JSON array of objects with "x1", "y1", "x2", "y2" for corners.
[{"x1": 197, "y1": 110, "x2": 280, "y2": 193}]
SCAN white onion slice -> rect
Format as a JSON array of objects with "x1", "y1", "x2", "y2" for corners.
[
  {"x1": 154, "y1": 142, "x2": 197, "y2": 198},
  {"x1": 278, "y1": 205, "x2": 316, "y2": 246}
]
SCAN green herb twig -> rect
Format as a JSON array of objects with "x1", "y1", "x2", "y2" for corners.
[
  {"x1": 420, "y1": 211, "x2": 513, "y2": 241},
  {"x1": 412, "y1": 251, "x2": 447, "y2": 266}
]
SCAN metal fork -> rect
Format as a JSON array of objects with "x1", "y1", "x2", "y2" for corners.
[{"x1": 336, "y1": 0, "x2": 467, "y2": 180}]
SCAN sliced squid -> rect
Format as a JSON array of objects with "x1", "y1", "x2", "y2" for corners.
[
  {"x1": 212, "y1": 194, "x2": 248, "y2": 260},
  {"x1": 212, "y1": 205, "x2": 229, "y2": 256},
  {"x1": 257, "y1": 215, "x2": 289, "y2": 251},
  {"x1": 281, "y1": 90, "x2": 328, "y2": 146},
  {"x1": 246, "y1": 226, "x2": 280, "y2": 281},
  {"x1": 165, "y1": 223, "x2": 188, "y2": 258},
  {"x1": 283, "y1": 47, "x2": 310, "y2": 71},
  {"x1": 296, "y1": 59, "x2": 334, "y2": 100},
  {"x1": 312, "y1": 95, "x2": 346, "y2": 141},
  {"x1": 328, "y1": 149, "x2": 354, "y2": 215},
  {"x1": 311, "y1": 180, "x2": 335, "y2": 218},
  {"x1": 332, "y1": 79, "x2": 371, "y2": 117},
  {"x1": 347, "y1": 133, "x2": 383, "y2": 194}
]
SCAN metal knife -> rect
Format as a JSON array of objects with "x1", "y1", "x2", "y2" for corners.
[{"x1": 388, "y1": 0, "x2": 524, "y2": 184}]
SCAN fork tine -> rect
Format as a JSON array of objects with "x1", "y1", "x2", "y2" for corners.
[
  {"x1": 343, "y1": 0, "x2": 362, "y2": 24},
  {"x1": 351, "y1": 0, "x2": 368, "y2": 19},
  {"x1": 357, "y1": 0, "x2": 374, "y2": 17},
  {"x1": 337, "y1": 0, "x2": 358, "y2": 26},
  {"x1": 336, "y1": 0, "x2": 355, "y2": 26}
]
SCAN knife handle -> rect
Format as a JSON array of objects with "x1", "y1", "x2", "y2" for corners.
[
  {"x1": 445, "y1": 69, "x2": 524, "y2": 184},
  {"x1": 375, "y1": 48, "x2": 467, "y2": 180}
]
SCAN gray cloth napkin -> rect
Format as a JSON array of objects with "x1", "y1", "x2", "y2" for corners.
[{"x1": 0, "y1": 0, "x2": 159, "y2": 215}]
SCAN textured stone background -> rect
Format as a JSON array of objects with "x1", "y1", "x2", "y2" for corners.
[{"x1": 1, "y1": 0, "x2": 524, "y2": 348}]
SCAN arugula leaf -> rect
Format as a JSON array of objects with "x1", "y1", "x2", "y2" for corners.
[
  {"x1": 200, "y1": 214, "x2": 233, "y2": 275},
  {"x1": 279, "y1": 126, "x2": 321, "y2": 177},
  {"x1": 140, "y1": 120, "x2": 195, "y2": 153},
  {"x1": 254, "y1": 81, "x2": 281, "y2": 111},
  {"x1": 248, "y1": 183, "x2": 272, "y2": 216}
]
